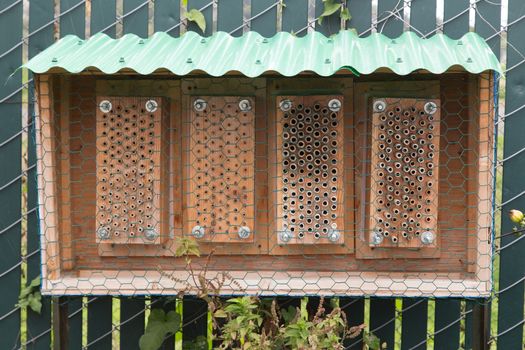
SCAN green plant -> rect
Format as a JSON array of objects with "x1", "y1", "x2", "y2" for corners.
[
  {"x1": 139, "y1": 308, "x2": 181, "y2": 350},
  {"x1": 182, "y1": 0, "x2": 207, "y2": 33},
  {"x1": 17, "y1": 276, "x2": 42, "y2": 314},
  {"x1": 149, "y1": 238, "x2": 379, "y2": 350},
  {"x1": 318, "y1": 0, "x2": 351, "y2": 25}
]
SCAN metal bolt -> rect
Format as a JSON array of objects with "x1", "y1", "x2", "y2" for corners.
[
  {"x1": 97, "y1": 227, "x2": 110, "y2": 240},
  {"x1": 119, "y1": 57, "x2": 125, "y2": 63},
  {"x1": 193, "y1": 98, "x2": 207, "y2": 112},
  {"x1": 144, "y1": 228, "x2": 158, "y2": 241},
  {"x1": 186, "y1": 58, "x2": 193, "y2": 64},
  {"x1": 424, "y1": 101, "x2": 437, "y2": 115},
  {"x1": 328, "y1": 228, "x2": 341, "y2": 243},
  {"x1": 145, "y1": 99, "x2": 158, "y2": 113},
  {"x1": 191, "y1": 225, "x2": 205, "y2": 239},
  {"x1": 238, "y1": 226, "x2": 251, "y2": 239},
  {"x1": 279, "y1": 229, "x2": 293, "y2": 243},
  {"x1": 51, "y1": 57, "x2": 58, "y2": 63},
  {"x1": 420, "y1": 230, "x2": 435, "y2": 245},
  {"x1": 373, "y1": 100, "x2": 387, "y2": 113},
  {"x1": 324, "y1": 58, "x2": 331, "y2": 64},
  {"x1": 328, "y1": 98, "x2": 342, "y2": 112},
  {"x1": 370, "y1": 229, "x2": 383, "y2": 245},
  {"x1": 99, "y1": 100, "x2": 112, "y2": 113},
  {"x1": 239, "y1": 99, "x2": 252, "y2": 111},
  {"x1": 279, "y1": 99, "x2": 292, "y2": 112},
  {"x1": 138, "y1": 39, "x2": 145, "y2": 44}
]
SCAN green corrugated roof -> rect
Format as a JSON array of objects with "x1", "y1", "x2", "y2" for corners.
[{"x1": 24, "y1": 30, "x2": 502, "y2": 77}]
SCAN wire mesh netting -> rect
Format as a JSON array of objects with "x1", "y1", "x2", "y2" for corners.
[{"x1": 34, "y1": 74, "x2": 493, "y2": 301}]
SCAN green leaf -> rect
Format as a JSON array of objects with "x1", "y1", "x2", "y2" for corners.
[
  {"x1": 165, "y1": 310, "x2": 181, "y2": 333},
  {"x1": 363, "y1": 332, "x2": 381, "y2": 350},
  {"x1": 182, "y1": 0, "x2": 188, "y2": 6},
  {"x1": 185, "y1": 9, "x2": 206, "y2": 33},
  {"x1": 318, "y1": 0, "x2": 342, "y2": 24},
  {"x1": 214, "y1": 309, "x2": 228, "y2": 318},
  {"x1": 17, "y1": 276, "x2": 42, "y2": 315},
  {"x1": 340, "y1": 7, "x2": 351, "y2": 21},
  {"x1": 281, "y1": 305, "x2": 296, "y2": 324},
  {"x1": 27, "y1": 291, "x2": 42, "y2": 314},
  {"x1": 139, "y1": 331, "x2": 165, "y2": 350}
]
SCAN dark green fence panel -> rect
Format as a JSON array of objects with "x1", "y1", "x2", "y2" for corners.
[
  {"x1": 187, "y1": 0, "x2": 213, "y2": 36},
  {"x1": 410, "y1": 0, "x2": 437, "y2": 36},
  {"x1": 91, "y1": 0, "x2": 117, "y2": 37},
  {"x1": 217, "y1": 0, "x2": 243, "y2": 35},
  {"x1": 443, "y1": 0, "x2": 470, "y2": 39},
  {"x1": 315, "y1": 0, "x2": 341, "y2": 37},
  {"x1": 342, "y1": 297, "x2": 364, "y2": 350},
  {"x1": 349, "y1": 0, "x2": 371, "y2": 36},
  {"x1": 0, "y1": 0, "x2": 23, "y2": 348},
  {"x1": 120, "y1": 297, "x2": 146, "y2": 350},
  {"x1": 476, "y1": 0, "x2": 501, "y2": 59},
  {"x1": 498, "y1": 0, "x2": 525, "y2": 348},
  {"x1": 60, "y1": 0, "x2": 85, "y2": 37},
  {"x1": 251, "y1": 0, "x2": 277, "y2": 38},
  {"x1": 87, "y1": 297, "x2": 113, "y2": 349},
  {"x1": 282, "y1": 0, "x2": 308, "y2": 36},
  {"x1": 67, "y1": 297, "x2": 83, "y2": 349},
  {"x1": 123, "y1": 0, "x2": 149, "y2": 37},
  {"x1": 370, "y1": 298, "x2": 396, "y2": 348},
  {"x1": 182, "y1": 296, "x2": 208, "y2": 347},
  {"x1": 26, "y1": 2, "x2": 54, "y2": 347},
  {"x1": 401, "y1": 299, "x2": 428, "y2": 350},
  {"x1": 154, "y1": 0, "x2": 181, "y2": 35},
  {"x1": 464, "y1": 300, "x2": 475, "y2": 349},
  {"x1": 433, "y1": 299, "x2": 461, "y2": 349},
  {"x1": 377, "y1": 0, "x2": 403, "y2": 37}
]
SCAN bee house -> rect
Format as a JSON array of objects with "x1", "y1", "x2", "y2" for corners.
[{"x1": 27, "y1": 31, "x2": 501, "y2": 297}]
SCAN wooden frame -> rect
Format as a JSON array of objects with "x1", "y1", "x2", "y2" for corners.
[{"x1": 36, "y1": 72, "x2": 494, "y2": 297}]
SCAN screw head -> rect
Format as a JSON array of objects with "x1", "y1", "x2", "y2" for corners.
[
  {"x1": 420, "y1": 230, "x2": 435, "y2": 245},
  {"x1": 238, "y1": 99, "x2": 252, "y2": 112},
  {"x1": 238, "y1": 226, "x2": 251, "y2": 239},
  {"x1": 193, "y1": 99, "x2": 207, "y2": 112},
  {"x1": 97, "y1": 227, "x2": 110, "y2": 240},
  {"x1": 279, "y1": 99, "x2": 292, "y2": 112},
  {"x1": 144, "y1": 228, "x2": 158, "y2": 241},
  {"x1": 328, "y1": 228, "x2": 341, "y2": 243},
  {"x1": 191, "y1": 225, "x2": 205, "y2": 239},
  {"x1": 99, "y1": 100, "x2": 112, "y2": 113},
  {"x1": 370, "y1": 230, "x2": 384, "y2": 245},
  {"x1": 279, "y1": 229, "x2": 293, "y2": 243},
  {"x1": 328, "y1": 98, "x2": 342, "y2": 112},
  {"x1": 424, "y1": 101, "x2": 437, "y2": 115},
  {"x1": 373, "y1": 100, "x2": 387, "y2": 113},
  {"x1": 145, "y1": 99, "x2": 158, "y2": 113}
]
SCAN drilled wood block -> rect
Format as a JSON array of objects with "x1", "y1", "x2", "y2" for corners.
[
  {"x1": 95, "y1": 97, "x2": 169, "y2": 245},
  {"x1": 188, "y1": 96, "x2": 255, "y2": 243},
  {"x1": 276, "y1": 96, "x2": 345, "y2": 245},
  {"x1": 369, "y1": 98, "x2": 440, "y2": 248}
]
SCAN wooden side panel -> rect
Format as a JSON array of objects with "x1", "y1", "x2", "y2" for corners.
[
  {"x1": 275, "y1": 95, "x2": 345, "y2": 245},
  {"x1": 187, "y1": 96, "x2": 256, "y2": 243},
  {"x1": 36, "y1": 74, "x2": 61, "y2": 282},
  {"x1": 368, "y1": 98, "x2": 440, "y2": 248},
  {"x1": 95, "y1": 96, "x2": 169, "y2": 245}
]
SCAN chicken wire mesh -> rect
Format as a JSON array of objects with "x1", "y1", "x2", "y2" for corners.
[{"x1": 34, "y1": 73, "x2": 494, "y2": 299}]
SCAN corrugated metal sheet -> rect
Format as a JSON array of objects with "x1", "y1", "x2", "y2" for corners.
[{"x1": 24, "y1": 30, "x2": 502, "y2": 77}]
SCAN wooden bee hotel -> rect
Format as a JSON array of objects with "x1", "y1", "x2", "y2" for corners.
[{"x1": 25, "y1": 31, "x2": 501, "y2": 297}]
